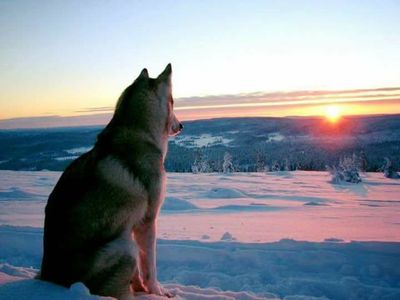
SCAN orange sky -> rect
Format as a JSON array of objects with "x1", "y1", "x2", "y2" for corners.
[
  {"x1": 175, "y1": 101, "x2": 400, "y2": 121},
  {"x1": 173, "y1": 87, "x2": 400, "y2": 121},
  {"x1": 1, "y1": 86, "x2": 399, "y2": 129}
]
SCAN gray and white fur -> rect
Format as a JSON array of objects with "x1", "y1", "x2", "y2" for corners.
[{"x1": 40, "y1": 64, "x2": 182, "y2": 299}]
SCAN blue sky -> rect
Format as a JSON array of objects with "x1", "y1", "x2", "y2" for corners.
[{"x1": 0, "y1": 0, "x2": 399, "y2": 125}]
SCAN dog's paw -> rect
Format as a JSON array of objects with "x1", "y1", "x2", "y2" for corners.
[
  {"x1": 132, "y1": 278, "x2": 147, "y2": 293},
  {"x1": 132, "y1": 282, "x2": 147, "y2": 294},
  {"x1": 146, "y1": 281, "x2": 174, "y2": 298}
]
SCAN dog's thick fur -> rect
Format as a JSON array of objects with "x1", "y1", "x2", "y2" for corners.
[{"x1": 40, "y1": 64, "x2": 182, "y2": 299}]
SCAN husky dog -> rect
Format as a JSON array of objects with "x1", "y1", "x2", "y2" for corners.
[{"x1": 40, "y1": 64, "x2": 182, "y2": 299}]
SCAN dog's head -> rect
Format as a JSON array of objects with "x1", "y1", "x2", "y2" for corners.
[{"x1": 113, "y1": 64, "x2": 183, "y2": 139}]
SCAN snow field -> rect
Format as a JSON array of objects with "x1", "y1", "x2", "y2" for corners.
[{"x1": 0, "y1": 170, "x2": 399, "y2": 299}]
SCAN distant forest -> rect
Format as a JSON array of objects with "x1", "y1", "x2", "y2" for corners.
[{"x1": 0, "y1": 115, "x2": 399, "y2": 173}]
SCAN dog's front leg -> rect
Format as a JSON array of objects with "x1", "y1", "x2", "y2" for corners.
[{"x1": 133, "y1": 221, "x2": 172, "y2": 297}]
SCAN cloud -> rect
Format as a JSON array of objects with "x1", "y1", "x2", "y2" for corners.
[
  {"x1": 0, "y1": 113, "x2": 112, "y2": 130},
  {"x1": 75, "y1": 87, "x2": 400, "y2": 114},
  {"x1": 74, "y1": 106, "x2": 114, "y2": 113},
  {"x1": 1, "y1": 87, "x2": 400, "y2": 129},
  {"x1": 174, "y1": 86, "x2": 400, "y2": 110}
]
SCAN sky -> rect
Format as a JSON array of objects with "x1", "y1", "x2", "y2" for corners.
[{"x1": 1, "y1": 0, "x2": 400, "y2": 128}]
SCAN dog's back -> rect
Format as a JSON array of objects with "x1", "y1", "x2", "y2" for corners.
[{"x1": 41, "y1": 149, "x2": 104, "y2": 284}]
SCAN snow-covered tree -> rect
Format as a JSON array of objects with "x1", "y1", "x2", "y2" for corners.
[
  {"x1": 251, "y1": 147, "x2": 267, "y2": 172},
  {"x1": 256, "y1": 161, "x2": 266, "y2": 172},
  {"x1": 255, "y1": 151, "x2": 266, "y2": 172},
  {"x1": 191, "y1": 159, "x2": 199, "y2": 174},
  {"x1": 327, "y1": 155, "x2": 362, "y2": 184},
  {"x1": 191, "y1": 151, "x2": 202, "y2": 174},
  {"x1": 284, "y1": 158, "x2": 291, "y2": 171},
  {"x1": 339, "y1": 156, "x2": 362, "y2": 183},
  {"x1": 356, "y1": 151, "x2": 368, "y2": 172},
  {"x1": 326, "y1": 165, "x2": 343, "y2": 184},
  {"x1": 382, "y1": 157, "x2": 400, "y2": 179},
  {"x1": 192, "y1": 151, "x2": 212, "y2": 173},
  {"x1": 199, "y1": 159, "x2": 211, "y2": 173},
  {"x1": 222, "y1": 152, "x2": 234, "y2": 173},
  {"x1": 271, "y1": 161, "x2": 280, "y2": 172}
]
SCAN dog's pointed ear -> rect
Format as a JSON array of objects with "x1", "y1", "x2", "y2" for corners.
[
  {"x1": 139, "y1": 68, "x2": 149, "y2": 79},
  {"x1": 157, "y1": 63, "x2": 172, "y2": 84}
]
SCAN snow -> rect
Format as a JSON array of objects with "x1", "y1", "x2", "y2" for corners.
[
  {"x1": 0, "y1": 226, "x2": 399, "y2": 299},
  {"x1": 0, "y1": 278, "x2": 268, "y2": 300},
  {"x1": 0, "y1": 170, "x2": 399, "y2": 299},
  {"x1": 65, "y1": 147, "x2": 93, "y2": 155},
  {"x1": 0, "y1": 187, "x2": 42, "y2": 200},
  {"x1": 203, "y1": 187, "x2": 247, "y2": 199},
  {"x1": 266, "y1": 133, "x2": 285, "y2": 142},
  {"x1": 54, "y1": 156, "x2": 79, "y2": 161},
  {"x1": 162, "y1": 197, "x2": 199, "y2": 211},
  {"x1": 0, "y1": 277, "x2": 113, "y2": 300},
  {"x1": 173, "y1": 134, "x2": 232, "y2": 148}
]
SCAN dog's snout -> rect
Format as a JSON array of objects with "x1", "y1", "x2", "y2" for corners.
[{"x1": 168, "y1": 119, "x2": 183, "y2": 136}]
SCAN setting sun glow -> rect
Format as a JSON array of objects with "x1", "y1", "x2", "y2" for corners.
[{"x1": 325, "y1": 105, "x2": 341, "y2": 122}]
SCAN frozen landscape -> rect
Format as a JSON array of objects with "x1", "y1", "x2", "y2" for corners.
[
  {"x1": 0, "y1": 170, "x2": 399, "y2": 299},
  {"x1": 1, "y1": 115, "x2": 400, "y2": 173}
]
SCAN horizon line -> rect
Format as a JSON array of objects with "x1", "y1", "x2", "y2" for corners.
[
  {"x1": 2, "y1": 85, "x2": 400, "y2": 129},
  {"x1": 1, "y1": 112, "x2": 399, "y2": 131}
]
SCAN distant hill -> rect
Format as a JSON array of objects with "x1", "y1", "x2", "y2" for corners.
[{"x1": 0, "y1": 115, "x2": 399, "y2": 172}]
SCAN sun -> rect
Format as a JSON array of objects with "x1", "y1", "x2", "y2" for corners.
[{"x1": 324, "y1": 105, "x2": 341, "y2": 123}]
